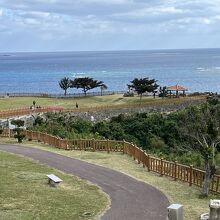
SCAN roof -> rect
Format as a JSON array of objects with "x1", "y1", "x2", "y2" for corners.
[{"x1": 167, "y1": 84, "x2": 188, "y2": 91}]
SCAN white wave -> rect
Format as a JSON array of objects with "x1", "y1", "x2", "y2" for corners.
[{"x1": 196, "y1": 67, "x2": 206, "y2": 71}]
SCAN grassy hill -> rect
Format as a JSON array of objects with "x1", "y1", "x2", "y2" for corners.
[{"x1": 0, "y1": 94, "x2": 206, "y2": 110}]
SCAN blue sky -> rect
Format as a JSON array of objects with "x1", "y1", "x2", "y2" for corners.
[{"x1": 0, "y1": 0, "x2": 220, "y2": 52}]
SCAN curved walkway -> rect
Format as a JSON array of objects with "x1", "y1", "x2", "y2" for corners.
[{"x1": 0, "y1": 144, "x2": 169, "y2": 220}]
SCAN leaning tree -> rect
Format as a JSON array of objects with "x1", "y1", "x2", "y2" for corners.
[
  {"x1": 179, "y1": 103, "x2": 220, "y2": 196},
  {"x1": 70, "y1": 77, "x2": 107, "y2": 96},
  {"x1": 59, "y1": 77, "x2": 70, "y2": 96},
  {"x1": 128, "y1": 77, "x2": 159, "y2": 99}
]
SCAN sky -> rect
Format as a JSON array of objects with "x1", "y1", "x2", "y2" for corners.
[{"x1": 0, "y1": 0, "x2": 220, "y2": 52}]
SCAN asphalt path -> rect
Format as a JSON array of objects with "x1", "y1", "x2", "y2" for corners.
[{"x1": 0, "y1": 144, "x2": 169, "y2": 220}]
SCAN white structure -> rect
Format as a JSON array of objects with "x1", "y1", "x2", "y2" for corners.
[
  {"x1": 200, "y1": 213, "x2": 209, "y2": 220},
  {"x1": 167, "y1": 204, "x2": 183, "y2": 220},
  {"x1": 210, "y1": 200, "x2": 220, "y2": 220},
  {"x1": 47, "y1": 174, "x2": 62, "y2": 187},
  {"x1": 200, "y1": 199, "x2": 220, "y2": 220}
]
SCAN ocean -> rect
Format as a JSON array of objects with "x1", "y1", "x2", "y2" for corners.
[{"x1": 0, "y1": 48, "x2": 220, "y2": 94}]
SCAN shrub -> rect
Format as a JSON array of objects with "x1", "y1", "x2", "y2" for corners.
[
  {"x1": 148, "y1": 135, "x2": 169, "y2": 154},
  {"x1": 123, "y1": 92, "x2": 134, "y2": 97},
  {"x1": 11, "y1": 119, "x2": 25, "y2": 143}
]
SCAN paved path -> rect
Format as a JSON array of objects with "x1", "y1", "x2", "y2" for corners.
[{"x1": 0, "y1": 144, "x2": 169, "y2": 220}]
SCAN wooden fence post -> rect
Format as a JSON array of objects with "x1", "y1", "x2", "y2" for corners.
[
  {"x1": 80, "y1": 139, "x2": 82, "y2": 151},
  {"x1": 132, "y1": 143, "x2": 135, "y2": 160},
  {"x1": 137, "y1": 146, "x2": 140, "y2": 164},
  {"x1": 92, "y1": 138, "x2": 95, "y2": 152},
  {"x1": 65, "y1": 140, "x2": 69, "y2": 150},
  {"x1": 147, "y1": 154, "x2": 150, "y2": 172},
  {"x1": 141, "y1": 150, "x2": 145, "y2": 168},
  {"x1": 189, "y1": 165, "x2": 193, "y2": 186},
  {"x1": 174, "y1": 161, "x2": 178, "y2": 181},
  {"x1": 123, "y1": 140, "x2": 126, "y2": 154},
  {"x1": 160, "y1": 158, "x2": 163, "y2": 177},
  {"x1": 37, "y1": 132, "x2": 41, "y2": 142},
  {"x1": 107, "y1": 139, "x2": 110, "y2": 153}
]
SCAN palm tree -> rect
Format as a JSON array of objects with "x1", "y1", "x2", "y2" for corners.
[{"x1": 59, "y1": 77, "x2": 70, "y2": 96}]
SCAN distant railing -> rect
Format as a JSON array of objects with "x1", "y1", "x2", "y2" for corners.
[
  {"x1": 0, "y1": 91, "x2": 126, "y2": 98},
  {"x1": 1, "y1": 129, "x2": 219, "y2": 194}
]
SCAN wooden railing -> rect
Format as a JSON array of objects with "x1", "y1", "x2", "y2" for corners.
[{"x1": 1, "y1": 129, "x2": 220, "y2": 194}]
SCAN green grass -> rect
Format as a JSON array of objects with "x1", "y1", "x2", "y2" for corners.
[
  {"x1": 0, "y1": 146, "x2": 108, "y2": 220},
  {"x1": 0, "y1": 94, "x2": 205, "y2": 110},
  {"x1": 1, "y1": 138, "x2": 217, "y2": 220}
]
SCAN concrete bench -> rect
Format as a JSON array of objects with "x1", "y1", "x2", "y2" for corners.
[{"x1": 47, "y1": 174, "x2": 62, "y2": 187}]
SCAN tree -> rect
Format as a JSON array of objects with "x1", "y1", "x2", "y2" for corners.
[
  {"x1": 59, "y1": 77, "x2": 70, "y2": 96},
  {"x1": 11, "y1": 119, "x2": 25, "y2": 143},
  {"x1": 178, "y1": 103, "x2": 220, "y2": 196},
  {"x1": 128, "y1": 77, "x2": 159, "y2": 99},
  {"x1": 159, "y1": 86, "x2": 168, "y2": 98},
  {"x1": 70, "y1": 77, "x2": 107, "y2": 96},
  {"x1": 100, "y1": 84, "x2": 108, "y2": 96}
]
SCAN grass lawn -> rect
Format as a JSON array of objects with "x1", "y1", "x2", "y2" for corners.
[
  {"x1": 1, "y1": 138, "x2": 218, "y2": 220},
  {"x1": 0, "y1": 145, "x2": 108, "y2": 220},
  {"x1": 0, "y1": 94, "x2": 205, "y2": 110}
]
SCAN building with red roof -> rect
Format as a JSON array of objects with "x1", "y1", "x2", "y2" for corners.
[{"x1": 167, "y1": 84, "x2": 188, "y2": 97}]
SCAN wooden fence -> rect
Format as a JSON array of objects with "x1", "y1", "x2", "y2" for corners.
[{"x1": 1, "y1": 129, "x2": 220, "y2": 194}]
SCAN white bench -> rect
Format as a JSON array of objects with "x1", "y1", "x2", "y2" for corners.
[{"x1": 47, "y1": 174, "x2": 62, "y2": 187}]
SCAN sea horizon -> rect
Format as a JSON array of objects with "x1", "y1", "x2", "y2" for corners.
[
  {"x1": 1, "y1": 47, "x2": 220, "y2": 54},
  {"x1": 1, "y1": 48, "x2": 220, "y2": 94}
]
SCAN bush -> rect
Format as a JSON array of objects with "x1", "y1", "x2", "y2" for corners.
[
  {"x1": 69, "y1": 119, "x2": 92, "y2": 134},
  {"x1": 42, "y1": 93, "x2": 49, "y2": 97},
  {"x1": 149, "y1": 136, "x2": 167, "y2": 149},
  {"x1": 123, "y1": 92, "x2": 134, "y2": 97},
  {"x1": 207, "y1": 94, "x2": 220, "y2": 105},
  {"x1": 11, "y1": 119, "x2": 25, "y2": 143},
  {"x1": 188, "y1": 92, "x2": 210, "y2": 97}
]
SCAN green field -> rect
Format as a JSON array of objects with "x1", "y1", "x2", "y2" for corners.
[
  {"x1": 0, "y1": 94, "x2": 205, "y2": 110},
  {"x1": 0, "y1": 148, "x2": 108, "y2": 220},
  {"x1": 1, "y1": 138, "x2": 217, "y2": 220}
]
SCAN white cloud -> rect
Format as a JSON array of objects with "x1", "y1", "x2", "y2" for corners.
[{"x1": 0, "y1": 0, "x2": 220, "y2": 51}]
